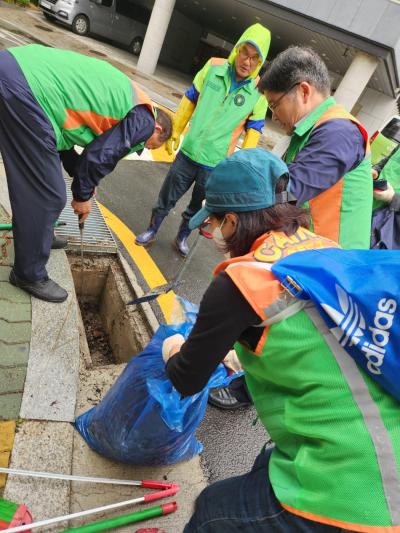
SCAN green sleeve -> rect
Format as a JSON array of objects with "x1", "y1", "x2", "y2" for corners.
[
  {"x1": 249, "y1": 95, "x2": 268, "y2": 122},
  {"x1": 193, "y1": 59, "x2": 212, "y2": 93}
]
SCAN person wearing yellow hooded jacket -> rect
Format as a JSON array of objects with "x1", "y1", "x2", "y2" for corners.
[{"x1": 135, "y1": 23, "x2": 271, "y2": 256}]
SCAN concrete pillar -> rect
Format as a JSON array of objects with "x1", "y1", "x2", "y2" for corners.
[
  {"x1": 137, "y1": 0, "x2": 176, "y2": 76},
  {"x1": 334, "y1": 51, "x2": 379, "y2": 112}
]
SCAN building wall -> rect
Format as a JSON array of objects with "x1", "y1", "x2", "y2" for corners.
[
  {"x1": 354, "y1": 88, "x2": 398, "y2": 134},
  {"x1": 159, "y1": 10, "x2": 203, "y2": 74},
  {"x1": 329, "y1": 70, "x2": 397, "y2": 133},
  {"x1": 270, "y1": 0, "x2": 400, "y2": 76},
  {"x1": 272, "y1": 0, "x2": 400, "y2": 47}
]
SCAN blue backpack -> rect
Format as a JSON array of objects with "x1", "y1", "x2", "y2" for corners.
[{"x1": 271, "y1": 249, "x2": 400, "y2": 401}]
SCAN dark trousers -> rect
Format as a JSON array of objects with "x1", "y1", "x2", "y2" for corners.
[
  {"x1": 152, "y1": 151, "x2": 211, "y2": 223},
  {"x1": 0, "y1": 50, "x2": 66, "y2": 281},
  {"x1": 185, "y1": 447, "x2": 348, "y2": 532}
]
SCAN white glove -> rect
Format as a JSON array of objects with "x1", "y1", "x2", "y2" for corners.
[
  {"x1": 162, "y1": 334, "x2": 185, "y2": 364},
  {"x1": 373, "y1": 182, "x2": 395, "y2": 204},
  {"x1": 222, "y1": 349, "x2": 243, "y2": 373}
]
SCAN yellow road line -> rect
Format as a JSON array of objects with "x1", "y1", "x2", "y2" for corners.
[
  {"x1": 0, "y1": 420, "x2": 16, "y2": 488},
  {"x1": 98, "y1": 203, "x2": 175, "y2": 322}
]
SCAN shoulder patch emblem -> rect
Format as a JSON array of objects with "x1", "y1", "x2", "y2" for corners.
[{"x1": 234, "y1": 94, "x2": 245, "y2": 107}]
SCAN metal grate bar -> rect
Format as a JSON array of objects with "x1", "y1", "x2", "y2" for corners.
[{"x1": 56, "y1": 178, "x2": 117, "y2": 254}]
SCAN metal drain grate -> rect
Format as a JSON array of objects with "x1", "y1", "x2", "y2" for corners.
[{"x1": 56, "y1": 179, "x2": 117, "y2": 254}]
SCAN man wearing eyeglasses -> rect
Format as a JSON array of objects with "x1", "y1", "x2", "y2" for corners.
[
  {"x1": 259, "y1": 46, "x2": 372, "y2": 250},
  {"x1": 209, "y1": 46, "x2": 373, "y2": 411},
  {"x1": 135, "y1": 24, "x2": 271, "y2": 256}
]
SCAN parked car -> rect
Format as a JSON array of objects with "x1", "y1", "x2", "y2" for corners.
[
  {"x1": 38, "y1": 0, "x2": 150, "y2": 55},
  {"x1": 370, "y1": 115, "x2": 400, "y2": 165}
]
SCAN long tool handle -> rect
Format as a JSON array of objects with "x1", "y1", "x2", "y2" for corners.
[
  {"x1": 79, "y1": 218, "x2": 84, "y2": 261},
  {"x1": 0, "y1": 221, "x2": 66, "y2": 231},
  {"x1": 4, "y1": 496, "x2": 148, "y2": 533},
  {"x1": 170, "y1": 230, "x2": 202, "y2": 287},
  {"x1": 127, "y1": 227, "x2": 209, "y2": 305},
  {"x1": 0, "y1": 467, "x2": 141, "y2": 486},
  {"x1": 59, "y1": 502, "x2": 177, "y2": 533}
]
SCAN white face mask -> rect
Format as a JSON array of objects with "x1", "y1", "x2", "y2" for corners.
[{"x1": 212, "y1": 219, "x2": 227, "y2": 254}]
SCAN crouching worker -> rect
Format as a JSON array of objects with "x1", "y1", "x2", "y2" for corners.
[
  {"x1": 163, "y1": 148, "x2": 400, "y2": 532},
  {"x1": 0, "y1": 44, "x2": 171, "y2": 303}
]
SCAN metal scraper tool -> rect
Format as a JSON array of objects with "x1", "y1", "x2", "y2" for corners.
[{"x1": 79, "y1": 217, "x2": 84, "y2": 295}]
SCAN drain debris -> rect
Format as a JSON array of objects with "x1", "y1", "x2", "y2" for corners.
[{"x1": 79, "y1": 300, "x2": 116, "y2": 366}]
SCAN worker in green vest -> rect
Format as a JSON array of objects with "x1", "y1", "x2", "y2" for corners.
[
  {"x1": 209, "y1": 46, "x2": 374, "y2": 410},
  {"x1": 135, "y1": 23, "x2": 271, "y2": 256},
  {"x1": 0, "y1": 45, "x2": 171, "y2": 303}
]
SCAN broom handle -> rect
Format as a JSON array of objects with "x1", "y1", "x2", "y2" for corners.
[
  {"x1": 3, "y1": 495, "x2": 147, "y2": 533},
  {"x1": 0, "y1": 467, "x2": 141, "y2": 486},
  {"x1": 60, "y1": 502, "x2": 177, "y2": 533}
]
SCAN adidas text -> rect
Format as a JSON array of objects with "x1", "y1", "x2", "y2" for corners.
[{"x1": 362, "y1": 298, "x2": 397, "y2": 375}]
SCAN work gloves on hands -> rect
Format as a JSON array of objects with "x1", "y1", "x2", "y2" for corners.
[
  {"x1": 242, "y1": 128, "x2": 261, "y2": 149},
  {"x1": 373, "y1": 181, "x2": 396, "y2": 204},
  {"x1": 162, "y1": 333, "x2": 185, "y2": 364},
  {"x1": 166, "y1": 95, "x2": 195, "y2": 156}
]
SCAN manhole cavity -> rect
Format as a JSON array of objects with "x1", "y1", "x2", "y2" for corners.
[{"x1": 68, "y1": 253, "x2": 152, "y2": 367}]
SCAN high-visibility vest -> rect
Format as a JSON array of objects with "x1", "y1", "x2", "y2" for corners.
[
  {"x1": 215, "y1": 228, "x2": 400, "y2": 532},
  {"x1": 9, "y1": 44, "x2": 155, "y2": 152},
  {"x1": 284, "y1": 97, "x2": 372, "y2": 249}
]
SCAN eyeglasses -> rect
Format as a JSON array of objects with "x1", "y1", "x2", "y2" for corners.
[
  {"x1": 238, "y1": 47, "x2": 261, "y2": 66},
  {"x1": 268, "y1": 82, "x2": 300, "y2": 111}
]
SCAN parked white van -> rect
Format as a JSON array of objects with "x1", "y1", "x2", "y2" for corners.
[{"x1": 38, "y1": 0, "x2": 149, "y2": 55}]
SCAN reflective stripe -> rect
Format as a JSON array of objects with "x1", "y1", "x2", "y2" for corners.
[
  {"x1": 305, "y1": 304, "x2": 400, "y2": 524},
  {"x1": 260, "y1": 298, "x2": 306, "y2": 326},
  {"x1": 227, "y1": 261, "x2": 272, "y2": 272}
]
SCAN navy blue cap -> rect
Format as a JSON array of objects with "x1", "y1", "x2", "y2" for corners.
[{"x1": 189, "y1": 148, "x2": 289, "y2": 230}]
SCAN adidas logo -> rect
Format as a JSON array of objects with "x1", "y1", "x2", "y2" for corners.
[
  {"x1": 321, "y1": 284, "x2": 397, "y2": 376},
  {"x1": 321, "y1": 284, "x2": 366, "y2": 348}
]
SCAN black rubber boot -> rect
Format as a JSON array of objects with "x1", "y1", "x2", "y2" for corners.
[
  {"x1": 135, "y1": 214, "x2": 166, "y2": 246},
  {"x1": 9, "y1": 268, "x2": 68, "y2": 303},
  {"x1": 174, "y1": 218, "x2": 191, "y2": 257},
  {"x1": 208, "y1": 376, "x2": 253, "y2": 410},
  {"x1": 51, "y1": 234, "x2": 68, "y2": 249}
]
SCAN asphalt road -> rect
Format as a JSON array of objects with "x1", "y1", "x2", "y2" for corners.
[{"x1": 0, "y1": 28, "x2": 270, "y2": 485}]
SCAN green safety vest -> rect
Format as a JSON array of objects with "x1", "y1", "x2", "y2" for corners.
[
  {"x1": 284, "y1": 97, "x2": 372, "y2": 249},
  {"x1": 181, "y1": 23, "x2": 270, "y2": 167},
  {"x1": 9, "y1": 44, "x2": 154, "y2": 152},
  {"x1": 216, "y1": 229, "x2": 400, "y2": 531}
]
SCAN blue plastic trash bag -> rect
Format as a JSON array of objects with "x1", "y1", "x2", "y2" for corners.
[
  {"x1": 74, "y1": 319, "x2": 241, "y2": 465},
  {"x1": 272, "y1": 248, "x2": 400, "y2": 401}
]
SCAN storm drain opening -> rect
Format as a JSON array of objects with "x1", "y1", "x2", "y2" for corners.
[{"x1": 68, "y1": 253, "x2": 153, "y2": 367}]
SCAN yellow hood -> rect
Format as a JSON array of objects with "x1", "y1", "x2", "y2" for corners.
[{"x1": 228, "y1": 23, "x2": 271, "y2": 79}]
